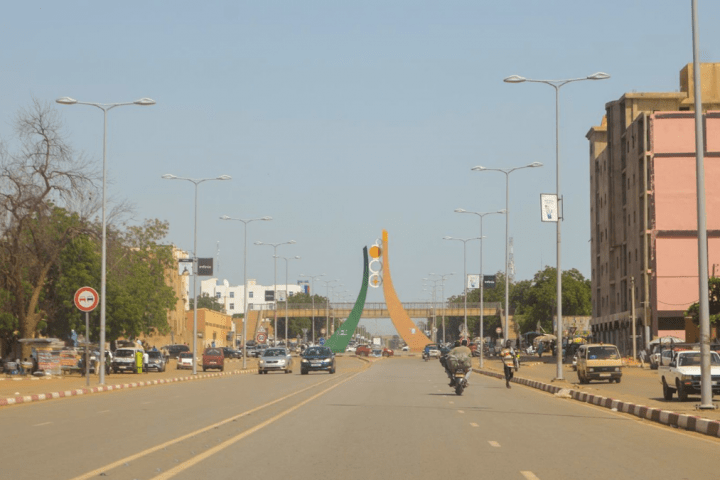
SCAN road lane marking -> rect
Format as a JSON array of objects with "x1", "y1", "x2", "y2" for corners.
[
  {"x1": 470, "y1": 423, "x2": 479, "y2": 427},
  {"x1": 521, "y1": 472, "x2": 540, "y2": 480},
  {"x1": 33, "y1": 422, "x2": 52, "y2": 427},
  {"x1": 489, "y1": 441, "x2": 500, "y2": 447},
  {"x1": 150, "y1": 371, "x2": 362, "y2": 480},
  {"x1": 457, "y1": 410, "x2": 465, "y2": 414},
  {"x1": 69, "y1": 374, "x2": 344, "y2": 480},
  {"x1": 97, "y1": 410, "x2": 110, "y2": 413}
]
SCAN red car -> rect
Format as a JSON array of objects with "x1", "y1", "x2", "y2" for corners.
[
  {"x1": 202, "y1": 347, "x2": 225, "y2": 372},
  {"x1": 382, "y1": 347, "x2": 394, "y2": 357},
  {"x1": 355, "y1": 345, "x2": 371, "y2": 356}
]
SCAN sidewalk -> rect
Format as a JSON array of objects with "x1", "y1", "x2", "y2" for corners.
[{"x1": 475, "y1": 355, "x2": 720, "y2": 438}]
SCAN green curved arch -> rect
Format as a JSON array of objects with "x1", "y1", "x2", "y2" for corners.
[{"x1": 324, "y1": 246, "x2": 369, "y2": 353}]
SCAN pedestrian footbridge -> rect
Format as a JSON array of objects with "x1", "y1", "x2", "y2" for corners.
[{"x1": 255, "y1": 302, "x2": 502, "y2": 320}]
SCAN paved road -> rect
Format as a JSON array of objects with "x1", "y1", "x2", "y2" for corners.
[{"x1": 2, "y1": 356, "x2": 718, "y2": 479}]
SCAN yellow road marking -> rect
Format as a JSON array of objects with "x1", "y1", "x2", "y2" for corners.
[
  {"x1": 69, "y1": 374, "x2": 344, "y2": 480},
  {"x1": 489, "y1": 441, "x2": 501, "y2": 447},
  {"x1": 151, "y1": 372, "x2": 361, "y2": 479},
  {"x1": 521, "y1": 471, "x2": 540, "y2": 480},
  {"x1": 457, "y1": 410, "x2": 465, "y2": 414}
]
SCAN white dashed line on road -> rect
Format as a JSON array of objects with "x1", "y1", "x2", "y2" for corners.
[
  {"x1": 457, "y1": 410, "x2": 465, "y2": 414},
  {"x1": 520, "y1": 471, "x2": 540, "y2": 480},
  {"x1": 470, "y1": 423, "x2": 479, "y2": 427},
  {"x1": 488, "y1": 441, "x2": 501, "y2": 447},
  {"x1": 33, "y1": 422, "x2": 52, "y2": 427}
]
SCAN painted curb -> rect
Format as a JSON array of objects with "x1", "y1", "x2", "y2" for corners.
[
  {"x1": 0, "y1": 367, "x2": 258, "y2": 407},
  {"x1": 473, "y1": 367, "x2": 720, "y2": 439}
]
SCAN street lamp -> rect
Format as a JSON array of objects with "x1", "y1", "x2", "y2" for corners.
[
  {"x1": 454, "y1": 208, "x2": 505, "y2": 368},
  {"x1": 429, "y1": 272, "x2": 454, "y2": 343},
  {"x1": 255, "y1": 240, "x2": 296, "y2": 346},
  {"x1": 422, "y1": 279, "x2": 441, "y2": 342},
  {"x1": 300, "y1": 273, "x2": 325, "y2": 343},
  {"x1": 504, "y1": 71, "x2": 609, "y2": 380},
  {"x1": 275, "y1": 255, "x2": 301, "y2": 347},
  {"x1": 472, "y1": 162, "x2": 543, "y2": 344},
  {"x1": 219, "y1": 215, "x2": 272, "y2": 368},
  {"x1": 443, "y1": 237, "x2": 481, "y2": 340},
  {"x1": 162, "y1": 174, "x2": 231, "y2": 374},
  {"x1": 57, "y1": 96, "x2": 155, "y2": 384}
]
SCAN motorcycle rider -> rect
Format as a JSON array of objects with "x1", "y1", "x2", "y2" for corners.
[
  {"x1": 444, "y1": 339, "x2": 472, "y2": 386},
  {"x1": 500, "y1": 340, "x2": 518, "y2": 388}
]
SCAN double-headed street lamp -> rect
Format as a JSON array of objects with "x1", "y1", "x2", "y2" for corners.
[
  {"x1": 300, "y1": 273, "x2": 325, "y2": 343},
  {"x1": 320, "y1": 279, "x2": 341, "y2": 340},
  {"x1": 443, "y1": 237, "x2": 482, "y2": 340},
  {"x1": 163, "y1": 174, "x2": 231, "y2": 374},
  {"x1": 57, "y1": 96, "x2": 155, "y2": 385},
  {"x1": 472, "y1": 162, "x2": 543, "y2": 343},
  {"x1": 454, "y1": 208, "x2": 505, "y2": 368},
  {"x1": 429, "y1": 272, "x2": 454, "y2": 343},
  {"x1": 220, "y1": 215, "x2": 272, "y2": 368},
  {"x1": 275, "y1": 255, "x2": 301, "y2": 346},
  {"x1": 255, "y1": 240, "x2": 296, "y2": 346},
  {"x1": 504, "y1": 71, "x2": 609, "y2": 380}
]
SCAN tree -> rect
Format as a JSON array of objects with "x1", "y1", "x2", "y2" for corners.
[
  {"x1": 188, "y1": 293, "x2": 225, "y2": 313},
  {"x1": 522, "y1": 267, "x2": 592, "y2": 333},
  {"x1": 684, "y1": 277, "x2": 720, "y2": 332},
  {"x1": 0, "y1": 100, "x2": 95, "y2": 354}
]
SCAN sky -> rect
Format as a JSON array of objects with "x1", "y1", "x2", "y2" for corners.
[{"x1": 1, "y1": 1, "x2": 718, "y2": 335}]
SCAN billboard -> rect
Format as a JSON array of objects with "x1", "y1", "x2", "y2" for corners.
[
  {"x1": 197, "y1": 258, "x2": 214, "y2": 276},
  {"x1": 265, "y1": 290, "x2": 275, "y2": 302},
  {"x1": 178, "y1": 258, "x2": 193, "y2": 276},
  {"x1": 467, "y1": 274, "x2": 496, "y2": 289}
]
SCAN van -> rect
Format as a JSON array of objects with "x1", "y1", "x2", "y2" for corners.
[
  {"x1": 202, "y1": 347, "x2": 225, "y2": 371},
  {"x1": 111, "y1": 347, "x2": 144, "y2": 374},
  {"x1": 576, "y1": 343, "x2": 622, "y2": 384}
]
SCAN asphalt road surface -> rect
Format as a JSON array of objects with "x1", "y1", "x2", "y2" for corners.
[{"x1": 1, "y1": 356, "x2": 718, "y2": 480}]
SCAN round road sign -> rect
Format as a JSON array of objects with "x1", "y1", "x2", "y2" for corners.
[
  {"x1": 495, "y1": 327, "x2": 502, "y2": 334},
  {"x1": 74, "y1": 287, "x2": 99, "y2": 312},
  {"x1": 256, "y1": 333, "x2": 267, "y2": 343}
]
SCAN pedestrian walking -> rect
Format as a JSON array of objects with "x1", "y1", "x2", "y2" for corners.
[
  {"x1": 500, "y1": 340, "x2": 517, "y2": 389},
  {"x1": 537, "y1": 341, "x2": 545, "y2": 358}
]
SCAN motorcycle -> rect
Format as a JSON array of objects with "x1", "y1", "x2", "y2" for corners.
[{"x1": 452, "y1": 367, "x2": 469, "y2": 395}]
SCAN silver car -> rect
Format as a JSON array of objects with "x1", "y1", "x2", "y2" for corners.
[{"x1": 258, "y1": 348, "x2": 293, "y2": 374}]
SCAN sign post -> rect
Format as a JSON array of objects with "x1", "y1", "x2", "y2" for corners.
[{"x1": 74, "y1": 287, "x2": 99, "y2": 386}]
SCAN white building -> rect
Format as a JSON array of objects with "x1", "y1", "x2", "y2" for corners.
[{"x1": 200, "y1": 278, "x2": 306, "y2": 316}]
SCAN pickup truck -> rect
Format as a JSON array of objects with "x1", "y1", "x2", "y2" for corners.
[{"x1": 659, "y1": 349, "x2": 720, "y2": 401}]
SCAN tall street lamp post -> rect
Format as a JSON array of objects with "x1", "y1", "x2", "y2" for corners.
[
  {"x1": 255, "y1": 240, "x2": 296, "y2": 347},
  {"x1": 472, "y1": 162, "x2": 543, "y2": 344},
  {"x1": 163, "y1": 174, "x2": 232, "y2": 374},
  {"x1": 454, "y1": 208, "x2": 505, "y2": 368},
  {"x1": 56, "y1": 96, "x2": 155, "y2": 384},
  {"x1": 443, "y1": 237, "x2": 481, "y2": 340},
  {"x1": 275, "y1": 255, "x2": 301, "y2": 347},
  {"x1": 429, "y1": 273, "x2": 454, "y2": 343},
  {"x1": 504, "y1": 71, "x2": 609, "y2": 380},
  {"x1": 219, "y1": 215, "x2": 272, "y2": 369},
  {"x1": 320, "y1": 279, "x2": 341, "y2": 340},
  {"x1": 300, "y1": 273, "x2": 325, "y2": 343},
  {"x1": 422, "y1": 279, "x2": 442, "y2": 342}
]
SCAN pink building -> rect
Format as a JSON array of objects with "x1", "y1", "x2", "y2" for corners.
[{"x1": 586, "y1": 64, "x2": 720, "y2": 353}]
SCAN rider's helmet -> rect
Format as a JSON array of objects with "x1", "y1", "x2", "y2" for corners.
[
  {"x1": 506, "y1": 340, "x2": 512, "y2": 348},
  {"x1": 461, "y1": 339, "x2": 468, "y2": 346}
]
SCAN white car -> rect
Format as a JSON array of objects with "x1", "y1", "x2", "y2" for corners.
[
  {"x1": 177, "y1": 352, "x2": 195, "y2": 370},
  {"x1": 258, "y1": 348, "x2": 293, "y2": 374},
  {"x1": 401, "y1": 345, "x2": 409, "y2": 352},
  {"x1": 345, "y1": 345, "x2": 357, "y2": 353}
]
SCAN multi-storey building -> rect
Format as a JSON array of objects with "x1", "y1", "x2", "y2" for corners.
[
  {"x1": 586, "y1": 63, "x2": 720, "y2": 353},
  {"x1": 200, "y1": 278, "x2": 306, "y2": 316}
]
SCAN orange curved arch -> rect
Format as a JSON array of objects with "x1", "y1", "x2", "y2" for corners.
[{"x1": 381, "y1": 230, "x2": 432, "y2": 352}]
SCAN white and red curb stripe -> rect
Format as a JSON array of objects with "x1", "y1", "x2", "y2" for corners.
[{"x1": 474, "y1": 367, "x2": 720, "y2": 439}]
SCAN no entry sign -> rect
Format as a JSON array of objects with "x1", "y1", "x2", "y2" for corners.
[{"x1": 74, "y1": 287, "x2": 99, "y2": 312}]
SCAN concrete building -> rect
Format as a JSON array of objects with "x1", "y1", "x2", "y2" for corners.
[
  {"x1": 185, "y1": 308, "x2": 233, "y2": 348},
  {"x1": 586, "y1": 63, "x2": 720, "y2": 353},
  {"x1": 200, "y1": 278, "x2": 305, "y2": 316}
]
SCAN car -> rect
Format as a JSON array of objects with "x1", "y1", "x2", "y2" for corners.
[
  {"x1": 202, "y1": 347, "x2": 225, "y2": 371},
  {"x1": 111, "y1": 347, "x2": 144, "y2": 374},
  {"x1": 382, "y1": 347, "x2": 394, "y2": 357},
  {"x1": 370, "y1": 348, "x2": 383, "y2": 357},
  {"x1": 345, "y1": 345, "x2": 357, "y2": 353},
  {"x1": 165, "y1": 344, "x2": 190, "y2": 359},
  {"x1": 258, "y1": 348, "x2": 293, "y2": 374},
  {"x1": 659, "y1": 346, "x2": 720, "y2": 401},
  {"x1": 300, "y1": 346, "x2": 336, "y2": 374},
  {"x1": 177, "y1": 352, "x2": 195, "y2": 370},
  {"x1": 146, "y1": 350, "x2": 166, "y2": 372},
  {"x1": 355, "y1": 344, "x2": 371, "y2": 357},
  {"x1": 401, "y1": 345, "x2": 410, "y2": 352},
  {"x1": 422, "y1": 343, "x2": 440, "y2": 360},
  {"x1": 222, "y1": 347, "x2": 242, "y2": 359},
  {"x1": 576, "y1": 344, "x2": 622, "y2": 384},
  {"x1": 252, "y1": 344, "x2": 269, "y2": 358}
]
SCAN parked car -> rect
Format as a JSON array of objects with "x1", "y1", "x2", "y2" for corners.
[
  {"x1": 300, "y1": 346, "x2": 336, "y2": 374},
  {"x1": 222, "y1": 347, "x2": 242, "y2": 359},
  {"x1": 202, "y1": 347, "x2": 225, "y2": 371},
  {"x1": 382, "y1": 347, "x2": 394, "y2": 357},
  {"x1": 111, "y1": 347, "x2": 144, "y2": 374},
  {"x1": 252, "y1": 344, "x2": 269, "y2": 358},
  {"x1": 370, "y1": 348, "x2": 383, "y2": 357},
  {"x1": 355, "y1": 344, "x2": 371, "y2": 357},
  {"x1": 659, "y1": 346, "x2": 720, "y2": 401},
  {"x1": 177, "y1": 352, "x2": 195, "y2": 370},
  {"x1": 165, "y1": 344, "x2": 190, "y2": 359},
  {"x1": 345, "y1": 345, "x2": 357, "y2": 353},
  {"x1": 401, "y1": 345, "x2": 410, "y2": 352},
  {"x1": 146, "y1": 350, "x2": 166, "y2": 372},
  {"x1": 258, "y1": 348, "x2": 293, "y2": 374}
]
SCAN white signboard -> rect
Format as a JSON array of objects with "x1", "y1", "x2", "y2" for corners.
[
  {"x1": 178, "y1": 258, "x2": 194, "y2": 276},
  {"x1": 467, "y1": 274, "x2": 480, "y2": 289},
  {"x1": 540, "y1": 194, "x2": 559, "y2": 222}
]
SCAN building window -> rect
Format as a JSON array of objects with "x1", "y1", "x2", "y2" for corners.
[
  {"x1": 215, "y1": 292, "x2": 221, "y2": 298},
  {"x1": 230, "y1": 292, "x2": 235, "y2": 298},
  {"x1": 229, "y1": 303, "x2": 234, "y2": 310},
  {"x1": 249, "y1": 292, "x2": 254, "y2": 298},
  {"x1": 248, "y1": 303, "x2": 253, "y2": 310}
]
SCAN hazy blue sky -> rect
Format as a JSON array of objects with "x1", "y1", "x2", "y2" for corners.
[{"x1": 1, "y1": 1, "x2": 717, "y2": 334}]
